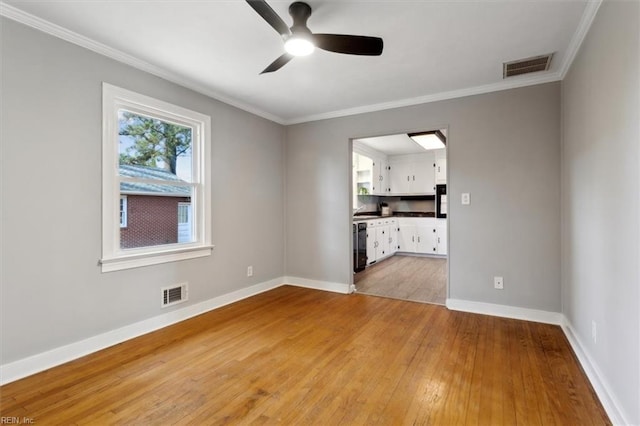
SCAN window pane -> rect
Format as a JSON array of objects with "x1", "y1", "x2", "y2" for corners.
[
  {"x1": 177, "y1": 203, "x2": 193, "y2": 243},
  {"x1": 120, "y1": 196, "x2": 127, "y2": 228},
  {"x1": 119, "y1": 188, "x2": 193, "y2": 249},
  {"x1": 118, "y1": 110, "x2": 193, "y2": 182}
]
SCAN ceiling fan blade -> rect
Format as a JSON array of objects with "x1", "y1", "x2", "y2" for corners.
[
  {"x1": 246, "y1": 0, "x2": 291, "y2": 37},
  {"x1": 261, "y1": 53, "x2": 294, "y2": 74},
  {"x1": 313, "y1": 34, "x2": 383, "y2": 56}
]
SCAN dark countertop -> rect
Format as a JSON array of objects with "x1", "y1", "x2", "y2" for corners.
[{"x1": 353, "y1": 211, "x2": 436, "y2": 221}]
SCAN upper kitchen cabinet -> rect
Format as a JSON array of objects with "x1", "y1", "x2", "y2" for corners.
[
  {"x1": 388, "y1": 152, "x2": 436, "y2": 194},
  {"x1": 353, "y1": 130, "x2": 446, "y2": 196},
  {"x1": 353, "y1": 152, "x2": 373, "y2": 196},
  {"x1": 371, "y1": 158, "x2": 389, "y2": 195},
  {"x1": 434, "y1": 148, "x2": 447, "y2": 184},
  {"x1": 353, "y1": 142, "x2": 389, "y2": 196}
]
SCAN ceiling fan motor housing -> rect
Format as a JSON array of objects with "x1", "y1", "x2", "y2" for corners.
[{"x1": 289, "y1": 2, "x2": 313, "y2": 34}]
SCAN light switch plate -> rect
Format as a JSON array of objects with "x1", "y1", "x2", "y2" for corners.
[{"x1": 461, "y1": 193, "x2": 470, "y2": 205}]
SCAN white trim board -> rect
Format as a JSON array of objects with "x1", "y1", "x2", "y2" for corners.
[
  {"x1": 0, "y1": 277, "x2": 285, "y2": 385},
  {"x1": 446, "y1": 297, "x2": 629, "y2": 424},
  {"x1": 0, "y1": 0, "x2": 602, "y2": 126},
  {"x1": 561, "y1": 319, "x2": 630, "y2": 425},
  {"x1": 0, "y1": 283, "x2": 628, "y2": 424},
  {"x1": 0, "y1": 277, "x2": 350, "y2": 385},
  {"x1": 0, "y1": 2, "x2": 284, "y2": 125},
  {"x1": 283, "y1": 276, "x2": 351, "y2": 294},
  {"x1": 446, "y1": 298, "x2": 563, "y2": 324}
]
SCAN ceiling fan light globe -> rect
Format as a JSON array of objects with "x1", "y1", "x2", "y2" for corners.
[{"x1": 284, "y1": 37, "x2": 315, "y2": 56}]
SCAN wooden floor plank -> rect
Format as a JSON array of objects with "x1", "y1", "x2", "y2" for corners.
[{"x1": 0, "y1": 286, "x2": 609, "y2": 425}]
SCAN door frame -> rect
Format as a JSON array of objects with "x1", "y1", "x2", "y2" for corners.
[{"x1": 349, "y1": 125, "x2": 451, "y2": 303}]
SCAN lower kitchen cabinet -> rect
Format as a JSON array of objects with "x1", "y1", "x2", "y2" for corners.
[
  {"x1": 436, "y1": 219, "x2": 447, "y2": 255},
  {"x1": 397, "y1": 217, "x2": 446, "y2": 255},
  {"x1": 364, "y1": 217, "x2": 445, "y2": 266},
  {"x1": 388, "y1": 220, "x2": 398, "y2": 255},
  {"x1": 365, "y1": 218, "x2": 397, "y2": 264}
]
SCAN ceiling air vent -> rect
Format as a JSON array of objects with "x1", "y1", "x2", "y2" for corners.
[
  {"x1": 162, "y1": 283, "x2": 188, "y2": 308},
  {"x1": 503, "y1": 53, "x2": 554, "y2": 78}
]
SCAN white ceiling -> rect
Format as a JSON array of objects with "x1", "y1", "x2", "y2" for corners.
[
  {"x1": 355, "y1": 132, "x2": 447, "y2": 156},
  {"x1": 356, "y1": 134, "x2": 426, "y2": 156},
  {"x1": 1, "y1": 0, "x2": 599, "y2": 124}
]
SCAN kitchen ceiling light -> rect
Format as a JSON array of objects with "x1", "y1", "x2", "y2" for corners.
[
  {"x1": 408, "y1": 131, "x2": 446, "y2": 150},
  {"x1": 284, "y1": 35, "x2": 315, "y2": 56}
]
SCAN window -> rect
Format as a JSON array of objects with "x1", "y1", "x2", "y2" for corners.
[
  {"x1": 120, "y1": 196, "x2": 128, "y2": 228},
  {"x1": 101, "y1": 83, "x2": 212, "y2": 272},
  {"x1": 177, "y1": 202, "x2": 192, "y2": 243}
]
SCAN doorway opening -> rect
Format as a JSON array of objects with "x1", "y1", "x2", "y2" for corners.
[{"x1": 351, "y1": 129, "x2": 448, "y2": 305}]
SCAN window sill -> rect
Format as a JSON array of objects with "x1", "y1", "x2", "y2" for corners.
[{"x1": 100, "y1": 245, "x2": 214, "y2": 273}]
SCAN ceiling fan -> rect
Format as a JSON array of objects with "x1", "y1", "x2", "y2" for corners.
[{"x1": 246, "y1": 0, "x2": 384, "y2": 74}]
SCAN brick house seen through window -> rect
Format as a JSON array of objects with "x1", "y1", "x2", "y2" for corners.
[{"x1": 119, "y1": 165, "x2": 191, "y2": 249}]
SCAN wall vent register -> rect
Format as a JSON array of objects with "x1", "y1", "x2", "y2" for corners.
[
  {"x1": 162, "y1": 283, "x2": 188, "y2": 307},
  {"x1": 503, "y1": 53, "x2": 554, "y2": 78}
]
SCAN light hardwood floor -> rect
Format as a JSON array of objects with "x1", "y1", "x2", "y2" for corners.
[
  {"x1": 0, "y1": 286, "x2": 609, "y2": 425},
  {"x1": 355, "y1": 255, "x2": 447, "y2": 305}
]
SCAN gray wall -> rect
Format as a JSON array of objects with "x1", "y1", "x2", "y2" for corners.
[
  {"x1": 0, "y1": 18, "x2": 285, "y2": 364},
  {"x1": 286, "y1": 83, "x2": 561, "y2": 311},
  {"x1": 561, "y1": 1, "x2": 639, "y2": 423}
]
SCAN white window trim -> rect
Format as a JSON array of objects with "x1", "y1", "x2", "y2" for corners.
[{"x1": 101, "y1": 83, "x2": 212, "y2": 272}]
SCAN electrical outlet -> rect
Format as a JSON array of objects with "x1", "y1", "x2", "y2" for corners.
[
  {"x1": 247, "y1": 266, "x2": 253, "y2": 277},
  {"x1": 461, "y1": 193, "x2": 470, "y2": 205},
  {"x1": 494, "y1": 276, "x2": 504, "y2": 290},
  {"x1": 591, "y1": 320, "x2": 597, "y2": 344}
]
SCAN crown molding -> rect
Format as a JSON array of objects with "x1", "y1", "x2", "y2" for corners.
[
  {"x1": 283, "y1": 72, "x2": 563, "y2": 125},
  {"x1": 284, "y1": 0, "x2": 603, "y2": 125},
  {"x1": 0, "y1": 2, "x2": 286, "y2": 125},
  {"x1": 559, "y1": 0, "x2": 603, "y2": 79},
  {"x1": 1, "y1": 0, "x2": 602, "y2": 126}
]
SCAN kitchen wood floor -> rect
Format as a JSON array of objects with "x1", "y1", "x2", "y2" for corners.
[
  {"x1": 0, "y1": 286, "x2": 609, "y2": 425},
  {"x1": 355, "y1": 255, "x2": 447, "y2": 305}
]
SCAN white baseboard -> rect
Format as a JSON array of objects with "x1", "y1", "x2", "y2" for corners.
[
  {"x1": 445, "y1": 298, "x2": 629, "y2": 424},
  {"x1": 445, "y1": 298, "x2": 563, "y2": 324},
  {"x1": 560, "y1": 317, "x2": 629, "y2": 425},
  {"x1": 7, "y1": 282, "x2": 626, "y2": 425},
  {"x1": 0, "y1": 277, "x2": 285, "y2": 385},
  {"x1": 283, "y1": 276, "x2": 351, "y2": 294}
]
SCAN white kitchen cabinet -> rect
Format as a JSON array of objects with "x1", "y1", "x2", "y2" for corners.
[
  {"x1": 388, "y1": 219, "x2": 398, "y2": 255},
  {"x1": 416, "y1": 225, "x2": 438, "y2": 254},
  {"x1": 366, "y1": 222, "x2": 377, "y2": 265},
  {"x1": 398, "y1": 224, "x2": 416, "y2": 254},
  {"x1": 436, "y1": 219, "x2": 447, "y2": 255},
  {"x1": 435, "y1": 158, "x2": 447, "y2": 184},
  {"x1": 388, "y1": 161, "x2": 412, "y2": 194},
  {"x1": 366, "y1": 219, "x2": 392, "y2": 265},
  {"x1": 388, "y1": 152, "x2": 436, "y2": 194},
  {"x1": 397, "y1": 217, "x2": 441, "y2": 255},
  {"x1": 366, "y1": 217, "x2": 444, "y2": 265},
  {"x1": 376, "y1": 227, "x2": 389, "y2": 258},
  {"x1": 353, "y1": 152, "x2": 389, "y2": 196},
  {"x1": 353, "y1": 152, "x2": 373, "y2": 196},
  {"x1": 371, "y1": 159, "x2": 389, "y2": 195},
  {"x1": 434, "y1": 148, "x2": 447, "y2": 184},
  {"x1": 413, "y1": 157, "x2": 436, "y2": 193}
]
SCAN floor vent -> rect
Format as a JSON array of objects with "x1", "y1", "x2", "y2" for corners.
[
  {"x1": 503, "y1": 53, "x2": 554, "y2": 78},
  {"x1": 161, "y1": 283, "x2": 188, "y2": 308}
]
